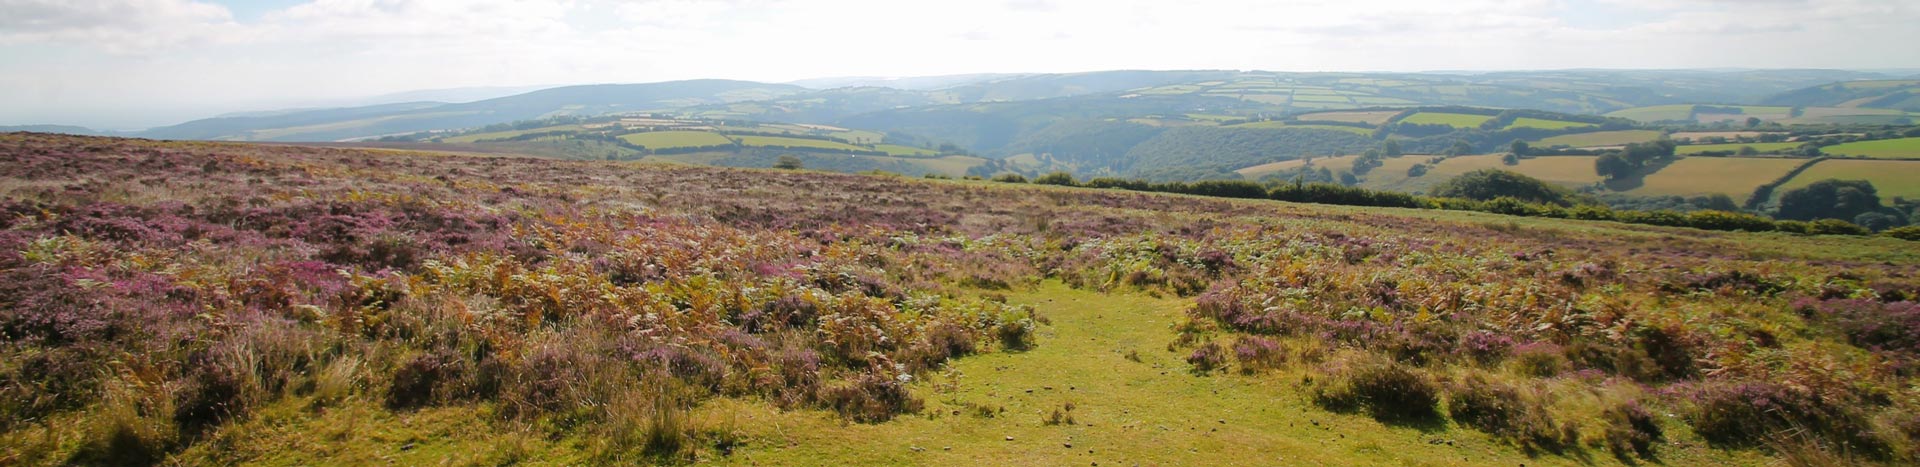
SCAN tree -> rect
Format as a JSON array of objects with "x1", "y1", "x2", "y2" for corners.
[
  {"x1": 1431, "y1": 169, "x2": 1576, "y2": 206},
  {"x1": 1745, "y1": 117, "x2": 1762, "y2": 128},
  {"x1": 1509, "y1": 140, "x2": 1530, "y2": 157},
  {"x1": 1382, "y1": 139, "x2": 1403, "y2": 157},
  {"x1": 774, "y1": 155, "x2": 804, "y2": 170},
  {"x1": 1776, "y1": 179, "x2": 1883, "y2": 221},
  {"x1": 1501, "y1": 153, "x2": 1520, "y2": 166},
  {"x1": 1594, "y1": 153, "x2": 1633, "y2": 180},
  {"x1": 1407, "y1": 164, "x2": 1430, "y2": 178},
  {"x1": 1449, "y1": 140, "x2": 1475, "y2": 157}
]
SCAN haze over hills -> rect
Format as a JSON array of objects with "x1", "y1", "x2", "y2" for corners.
[{"x1": 30, "y1": 68, "x2": 1904, "y2": 143}]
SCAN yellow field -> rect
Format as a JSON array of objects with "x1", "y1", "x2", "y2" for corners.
[
  {"x1": 1295, "y1": 110, "x2": 1401, "y2": 124},
  {"x1": 736, "y1": 135, "x2": 868, "y2": 151},
  {"x1": 1533, "y1": 130, "x2": 1664, "y2": 148},
  {"x1": 1777, "y1": 159, "x2": 1920, "y2": 202},
  {"x1": 619, "y1": 130, "x2": 734, "y2": 149},
  {"x1": 1630, "y1": 157, "x2": 1804, "y2": 198},
  {"x1": 1363, "y1": 155, "x2": 1602, "y2": 193}
]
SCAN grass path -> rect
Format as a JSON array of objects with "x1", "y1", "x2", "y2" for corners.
[
  {"x1": 172, "y1": 282, "x2": 1773, "y2": 466},
  {"x1": 699, "y1": 283, "x2": 1764, "y2": 467}
]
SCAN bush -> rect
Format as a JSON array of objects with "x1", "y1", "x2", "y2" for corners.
[
  {"x1": 818, "y1": 373, "x2": 922, "y2": 423},
  {"x1": 386, "y1": 350, "x2": 469, "y2": 410},
  {"x1": 1032, "y1": 171, "x2": 1077, "y2": 186},
  {"x1": 1881, "y1": 226, "x2": 1920, "y2": 241},
  {"x1": 991, "y1": 173, "x2": 1028, "y2": 183},
  {"x1": 1187, "y1": 341, "x2": 1227, "y2": 374},
  {"x1": 1314, "y1": 356, "x2": 1441, "y2": 423},
  {"x1": 1231, "y1": 336, "x2": 1284, "y2": 372},
  {"x1": 1446, "y1": 374, "x2": 1572, "y2": 453},
  {"x1": 1687, "y1": 381, "x2": 1889, "y2": 458},
  {"x1": 1808, "y1": 219, "x2": 1870, "y2": 236},
  {"x1": 1602, "y1": 401, "x2": 1663, "y2": 459}
]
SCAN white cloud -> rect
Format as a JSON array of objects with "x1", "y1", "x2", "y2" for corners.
[{"x1": 0, "y1": 0, "x2": 1917, "y2": 128}]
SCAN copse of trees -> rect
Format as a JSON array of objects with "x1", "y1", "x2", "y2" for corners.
[
  {"x1": 1430, "y1": 169, "x2": 1578, "y2": 206},
  {"x1": 1593, "y1": 140, "x2": 1679, "y2": 180},
  {"x1": 1775, "y1": 179, "x2": 1912, "y2": 231}
]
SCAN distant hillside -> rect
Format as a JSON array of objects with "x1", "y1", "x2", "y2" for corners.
[
  {"x1": 138, "y1": 80, "x2": 808, "y2": 142},
  {"x1": 1762, "y1": 80, "x2": 1920, "y2": 112},
  {"x1": 0, "y1": 125, "x2": 108, "y2": 136}
]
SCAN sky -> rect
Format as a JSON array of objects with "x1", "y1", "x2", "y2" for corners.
[{"x1": 2, "y1": 0, "x2": 1918, "y2": 129}]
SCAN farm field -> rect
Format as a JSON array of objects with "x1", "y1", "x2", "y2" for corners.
[
  {"x1": 1503, "y1": 117, "x2": 1592, "y2": 130},
  {"x1": 1396, "y1": 112, "x2": 1493, "y2": 128},
  {"x1": 1669, "y1": 131, "x2": 1779, "y2": 142},
  {"x1": 1604, "y1": 104, "x2": 1694, "y2": 122},
  {"x1": 619, "y1": 130, "x2": 734, "y2": 149},
  {"x1": 439, "y1": 124, "x2": 584, "y2": 144},
  {"x1": 6, "y1": 134, "x2": 1920, "y2": 467},
  {"x1": 1776, "y1": 159, "x2": 1920, "y2": 202},
  {"x1": 1225, "y1": 121, "x2": 1373, "y2": 135},
  {"x1": 1295, "y1": 110, "x2": 1401, "y2": 124},
  {"x1": 1533, "y1": 130, "x2": 1664, "y2": 148},
  {"x1": 1234, "y1": 154, "x2": 1362, "y2": 178},
  {"x1": 875, "y1": 144, "x2": 939, "y2": 156},
  {"x1": 1675, "y1": 142, "x2": 1801, "y2": 155},
  {"x1": 736, "y1": 134, "x2": 870, "y2": 151},
  {"x1": 1820, "y1": 137, "x2": 1920, "y2": 159},
  {"x1": 1627, "y1": 156, "x2": 1806, "y2": 198}
]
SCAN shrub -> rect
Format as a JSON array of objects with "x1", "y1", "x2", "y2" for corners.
[
  {"x1": 386, "y1": 350, "x2": 469, "y2": 410},
  {"x1": 1687, "y1": 381, "x2": 1889, "y2": 458},
  {"x1": 1510, "y1": 342, "x2": 1568, "y2": 377},
  {"x1": 1602, "y1": 401, "x2": 1663, "y2": 459},
  {"x1": 1446, "y1": 374, "x2": 1571, "y2": 453},
  {"x1": 818, "y1": 372, "x2": 922, "y2": 423},
  {"x1": 1187, "y1": 341, "x2": 1227, "y2": 374},
  {"x1": 1808, "y1": 219, "x2": 1870, "y2": 236},
  {"x1": 1314, "y1": 356, "x2": 1441, "y2": 423},
  {"x1": 991, "y1": 173, "x2": 1028, "y2": 183},
  {"x1": 1032, "y1": 171, "x2": 1077, "y2": 186},
  {"x1": 1881, "y1": 226, "x2": 1920, "y2": 241},
  {"x1": 1231, "y1": 336, "x2": 1284, "y2": 372}
]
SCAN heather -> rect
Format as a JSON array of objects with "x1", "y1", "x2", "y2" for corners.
[{"x1": 3, "y1": 133, "x2": 1919, "y2": 465}]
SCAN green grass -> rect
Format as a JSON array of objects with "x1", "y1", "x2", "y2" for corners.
[
  {"x1": 1533, "y1": 130, "x2": 1664, "y2": 148},
  {"x1": 1225, "y1": 121, "x2": 1373, "y2": 135},
  {"x1": 1674, "y1": 142, "x2": 1801, "y2": 155},
  {"x1": 876, "y1": 144, "x2": 939, "y2": 156},
  {"x1": 1820, "y1": 137, "x2": 1920, "y2": 159},
  {"x1": 1359, "y1": 155, "x2": 1601, "y2": 193},
  {"x1": 1503, "y1": 117, "x2": 1592, "y2": 130},
  {"x1": 1777, "y1": 159, "x2": 1920, "y2": 202},
  {"x1": 1295, "y1": 111, "x2": 1402, "y2": 125},
  {"x1": 1629, "y1": 157, "x2": 1805, "y2": 198},
  {"x1": 1605, "y1": 105, "x2": 1695, "y2": 122},
  {"x1": 1397, "y1": 112, "x2": 1493, "y2": 129},
  {"x1": 735, "y1": 135, "x2": 870, "y2": 151},
  {"x1": 440, "y1": 124, "x2": 585, "y2": 144},
  {"x1": 620, "y1": 131, "x2": 734, "y2": 149}
]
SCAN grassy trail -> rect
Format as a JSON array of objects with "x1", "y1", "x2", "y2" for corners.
[{"x1": 699, "y1": 283, "x2": 1763, "y2": 466}]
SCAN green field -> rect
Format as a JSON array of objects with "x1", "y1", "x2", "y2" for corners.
[
  {"x1": 619, "y1": 130, "x2": 735, "y2": 149},
  {"x1": 1777, "y1": 159, "x2": 1920, "y2": 202},
  {"x1": 1675, "y1": 142, "x2": 1801, "y2": 155},
  {"x1": 1397, "y1": 112, "x2": 1493, "y2": 128},
  {"x1": 1503, "y1": 117, "x2": 1592, "y2": 130},
  {"x1": 1533, "y1": 130, "x2": 1664, "y2": 148},
  {"x1": 1820, "y1": 137, "x2": 1920, "y2": 159},
  {"x1": 736, "y1": 135, "x2": 869, "y2": 151},
  {"x1": 1225, "y1": 121, "x2": 1374, "y2": 135},
  {"x1": 440, "y1": 124, "x2": 585, "y2": 144},
  {"x1": 875, "y1": 144, "x2": 939, "y2": 156},
  {"x1": 1629, "y1": 157, "x2": 1805, "y2": 198},
  {"x1": 1234, "y1": 154, "x2": 1362, "y2": 178},
  {"x1": 1604, "y1": 105, "x2": 1695, "y2": 122}
]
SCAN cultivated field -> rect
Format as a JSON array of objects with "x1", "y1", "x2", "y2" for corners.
[
  {"x1": 1821, "y1": 137, "x2": 1920, "y2": 159},
  {"x1": 735, "y1": 135, "x2": 869, "y2": 151},
  {"x1": 1503, "y1": 117, "x2": 1592, "y2": 130},
  {"x1": 1295, "y1": 110, "x2": 1402, "y2": 125},
  {"x1": 1675, "y1": 142, "x2": 1801, "y2": 155},
  {"x1": 1396, "y1": 112, "x2": 1493, "y2": 128},
  {"x1": 1226, "y1": 121, "x2": 1374, "y2": 135},
  {"x1": 439, "y1": 124, "x2": 585, "y2": 144},
  {"x1": 619, "y1": 130, "x2": 735, "y2": 149},
  {"x1": 1777, "y1": 158, "x2": 1920, "y2": 201},
  {"x1": 1534, "y1": 130, "x2": 1664, "y2": 148},
  {"x1": 1628, "y1": 156, "x2": 1806, "y2": 198}
]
